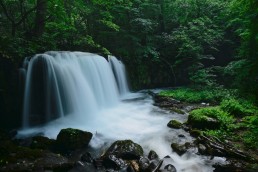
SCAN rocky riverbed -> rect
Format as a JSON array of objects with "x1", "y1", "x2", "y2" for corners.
[{"x1": 0, "y1": 93, "x2": 257, "y2": 172}]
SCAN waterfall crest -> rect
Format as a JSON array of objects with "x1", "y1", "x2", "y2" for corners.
[{"x1": 22, "y1": 51, "x2": 129, "y2": 128}]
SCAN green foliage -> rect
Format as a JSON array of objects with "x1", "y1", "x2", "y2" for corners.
[
  {"x1": 190, "y1": 68, "x2": 217, "y2": 87},
  {"x1": 159, "y1": 88, "x2": 234, "y2": 103},
  {"x1": 220, "y1": 98, "x2": 257, "y2": 117},
  {"x1": 242, "y1": 115, "x2": 258, "y2": 148},
  {"x1": 189, "y1": 107, "x2": 234, "y2": 129},
  {"x1": 226, "y1": 0, "x2": 258, "y2": 99}
]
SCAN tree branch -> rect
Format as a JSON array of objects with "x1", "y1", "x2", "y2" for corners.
[
  {"x1": 16, "y1": 5, "x2": 37, "y2": 26},
  {"x1": 0, "y1": 0, "x2": 14, "y2": 23}
]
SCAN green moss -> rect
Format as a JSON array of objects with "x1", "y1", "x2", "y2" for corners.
[
  {"x1": 188, "y1": 107, "x2": 234, "y2": 129},
  {"x1": 169, "y1": 107, "x2": 185, "y2": 114},
  {"x1": 160, "y1": 87, "x2": 258, "y2": 150},
  {"x1": 159, "y1": 88, "x2": 234, "y2": 103},
  {"x1": 0, "y1": 140, "x2": 44, "y2": 164},
  {"x1": 167, "y1": 120, "x2": 182, "y2": 129},
  {"x1": 190, "y1": 129, "x2": 203, "y2": 137}
]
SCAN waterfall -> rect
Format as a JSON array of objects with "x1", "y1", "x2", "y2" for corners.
[
  {"x1": 22, "y1": 51, "x2": 128, "y2": 128},
  {"x1": 19, "y1": 52, "x2": 220, "y2": 172},
  {"x1": 109, "y1": 55, "x2": 129, "y2": 96}
]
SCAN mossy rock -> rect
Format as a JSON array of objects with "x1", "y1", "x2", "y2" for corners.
[
  {"x1": 169, "y1": 107, "x2": 185, "y2": 114},
  {"x1": 188, "y1": 107, "x2": 234, "y2": 130},
  {"x1": 104, "y1": 140, "x2": 143, "y2": 160},
  {"x1": 171, "y1": 143, "x2": 191, "y2": 156},
  {"x1": 190, "y1": 129, "x2": 203, "y2": 137},
  {"x1": 167, "y1": 120, "x2": 182, "y2": 129},
  {"x1": 56, "y1": 128, "x2": 92, "y2": 152}
]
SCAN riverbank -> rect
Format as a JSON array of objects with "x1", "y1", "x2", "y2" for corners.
[{"x1": 156, "y1": 87, "x2": 258, "y2": 171}]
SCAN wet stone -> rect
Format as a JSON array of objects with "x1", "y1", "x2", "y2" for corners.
[
  {"x1": 163, "y1": 164, "x2": 177, "y2": 172},
  {"x1": 81, "y1": 152, "x2": 93, "y2": 163},
  {"x1": 139, "y1": 157, "x2": 150, "y2": 170},
  {"x1": 148, "y1": 150, "x2": 159, "y2": 160}
]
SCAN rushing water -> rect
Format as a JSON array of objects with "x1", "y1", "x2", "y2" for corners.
[{"x1": 19, "y1": 52, "x2": 224, "y2": 172}]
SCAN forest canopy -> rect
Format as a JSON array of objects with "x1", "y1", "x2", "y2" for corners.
[{"x1": 0, "y1": 0, "x2": 257, "y2": 93}]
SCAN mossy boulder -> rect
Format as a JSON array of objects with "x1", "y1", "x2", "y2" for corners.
[
  {"x1": 188, "y1": 107, "x2": 234, "y2": 130},
  {"x1": 190, "y1": 129, "x2": 203, "y2": 137},
  {"x1": 167, "y1": 120, "x2": 182, "y2": 129},
  {"x1": 171, "y1": 142, "x2": 191, "y2": 156},
  {"x1": 104, "y1": 140, "x2": 143, "y2": 160},
  {"x1": 56, "y1": 128, "x2": 92, "y2": 152}
]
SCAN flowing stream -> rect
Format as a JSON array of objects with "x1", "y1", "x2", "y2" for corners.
[{"x1": 19, "y1": 51, "x2": 224, "y2": 172}]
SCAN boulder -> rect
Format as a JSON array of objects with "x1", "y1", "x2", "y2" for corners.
[
  {"x1": 153, "y1": 95, "x2": 183, "y2": 110},
  {"x1": 102, "y1": 154, "x2": 128, "y2": 170},
  {"x1": 189, "y1": 129, "x2": 202, "y2": 138},
  {"x1": 159, "y1": 156, "x2": 177, "y2": 172},
  {"x1": 139, "y1": 156, "x2": 150, "y2": 171},
  {"x1": 188, "y1": 115, "x2": 220, "y2": 130},
  {"x1": 167, "y1": 120, "x2": 182, "y2": 129},
  {"x1": 148, "y1": 150, "x2": 159, "y2": 160},
  {"x1": 56, "y1": 128, "x2": 92, "y2": 152},
  {"x1": 163, "y1": 164, "x2": 177, "y2": 172},
  {"x1": 171, "y1": 143, "x2": 188, "y2": 156},
  {"x1": 213, "y1": 159, "x2": 251, "y2": 172},
  {"x1": 104, "y1": 140, "x2": 143, "y2": 160}
]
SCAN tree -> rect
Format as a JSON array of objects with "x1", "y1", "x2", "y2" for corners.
[{"x1": 34, "y1": 0, "x2": 47, "y2": 37}]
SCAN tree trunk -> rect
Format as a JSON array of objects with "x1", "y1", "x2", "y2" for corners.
[{"x1": 34, "y1": 0, "x2": 47, "y2": 37}]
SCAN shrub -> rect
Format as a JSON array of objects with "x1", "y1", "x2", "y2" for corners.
[
  {"x1": 159, "y1": 87, "x2": 235, "y2": 104},
  {"x1": 188, "y1": 107, "x2": 234, "y2": 129},
  {"x1": 220, "y1": 99, "x2": 257, "y2": 117}
]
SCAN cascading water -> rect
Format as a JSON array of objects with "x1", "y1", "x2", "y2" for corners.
[
  {"x1": 109, "y1": 55, "x2": 129, "y2": 96},
  {"x1": 20, "y1": 51, "x2": 223, "y2": 172},
  {"x1": 22, "y1": 51, "x2": 121, "y2": 128}
]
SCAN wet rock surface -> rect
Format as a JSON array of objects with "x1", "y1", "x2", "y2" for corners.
[
  {"x1": 167, "y1": 120, "x2": 182, "y2": 129},
  {"x1": 56, "y1": 128, "x2": 93, "y2": 152},
  {"x1": 171, "y1": 142, "x2": 192, "y2": 156},
  {"x1": 103, "y1": 140, "x2": 144, "y2": 160},
  {"x1": 153, "y1": 94, "x2": 183, "y2": 110}
]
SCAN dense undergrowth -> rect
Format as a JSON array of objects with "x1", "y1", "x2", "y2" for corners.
[
  {"x1": 160, "y1": 87, "x2": 258, "y2": 150},
  {"x1": 159, "y1": 87, "x2": 237, "y2": 104}
]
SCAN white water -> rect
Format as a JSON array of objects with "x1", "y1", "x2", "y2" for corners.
[
  {"x1": 20, "y1": 51, "x2": 222, "y2": 172},
  {"x1": 22, "y1": 52, "x2": 119, "y2": 128},
  {"x1": 109, "y1": 55, "x2": 129, "y2": 96}
]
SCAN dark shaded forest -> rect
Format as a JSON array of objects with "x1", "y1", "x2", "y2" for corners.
[{"x1": 0, "y1": 0, "x2": 257, "y2": 128}]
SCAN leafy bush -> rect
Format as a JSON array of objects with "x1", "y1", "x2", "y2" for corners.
[
  {"x1": 220, "y1": 98, "x2": 257, "y2": 117},
  {"x1": 242, "y1": 115, "x2": 258, "y2": 148},
  {"x1": 188, "y1": 107, "x2": 234, "y2": 129},
  {"x1": 159, "y1": 87, "x2": 235, "y2": 103},
  {"x1": 190, "y1": 68, "x2": 217, "y2": 87}
]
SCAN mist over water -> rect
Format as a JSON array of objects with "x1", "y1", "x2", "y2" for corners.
[{"x1": 19, "y1": 52, "x2": 223, "y2": 172}]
